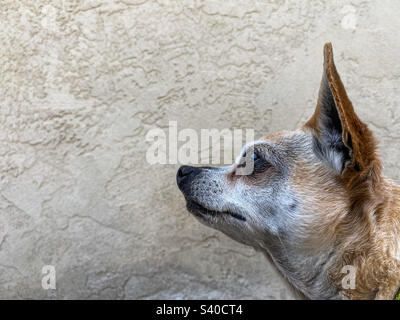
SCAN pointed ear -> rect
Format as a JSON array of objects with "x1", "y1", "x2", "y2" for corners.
[{"x1": 305, "y1": 43, "x2": 378, "y2": 176}]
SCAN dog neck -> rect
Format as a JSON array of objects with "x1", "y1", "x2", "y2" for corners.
[
  {"x1": 260, "y1": 177, "x2": 400, "y2": 300},
  {"x1": 341, "y1": 177, "x2": 400, "y2": 300}
]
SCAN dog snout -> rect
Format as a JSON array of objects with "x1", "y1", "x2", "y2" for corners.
[{"x1": 177, "y1": 165, "x2": 201, "y2": 189}]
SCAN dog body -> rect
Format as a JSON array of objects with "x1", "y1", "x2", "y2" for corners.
[{"x1": 177, "y1": 43, "x2": 400, "y2": 299}]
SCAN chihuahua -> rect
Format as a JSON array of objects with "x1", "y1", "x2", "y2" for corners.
[{"x1": 176, "y1": 43, "x2": 400, "y2": 300}]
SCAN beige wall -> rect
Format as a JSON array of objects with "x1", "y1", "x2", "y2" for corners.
[{"x1": 1, "y1": 0, "x2": 400, "y2": 299}]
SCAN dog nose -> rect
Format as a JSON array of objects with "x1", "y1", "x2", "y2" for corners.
[{"x1": 176, "y1": 165, "x2": 201, "y2": 187}]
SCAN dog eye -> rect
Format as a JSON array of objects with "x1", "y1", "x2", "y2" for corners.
[{"x1": 251, "y1": 152, "x2": 271, "y2": 174}]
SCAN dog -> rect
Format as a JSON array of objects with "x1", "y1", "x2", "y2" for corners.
[{"x1": 176, "y1": 43, "x2": 400, "y2": 300}]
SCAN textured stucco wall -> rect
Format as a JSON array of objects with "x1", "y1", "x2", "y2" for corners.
[{"x1": 1, "y1": 0, "x2": 400, "y2": 299}]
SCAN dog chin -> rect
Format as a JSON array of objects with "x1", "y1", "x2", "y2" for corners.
[{"x1": 185, "y1": 200, "x2": 246, "y2": 222}]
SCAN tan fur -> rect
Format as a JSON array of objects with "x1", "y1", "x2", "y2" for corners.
[
  {"x1": 303, "y1": 44, "x2": 400, "y2": 299},
  {"x1": 290, "y1": 156, "x2": 400, "y2": 299},
  {"x1": 261, "y1": 44, "x2": 400, "y2": 299},
  {"x1": 262, "y1": 130, "x2": 292, "y2": 142},
  {"x1": 177, "y1": 43, "x2": 400, "y2": 299},
  {"x1": 332, "y1": 180, "x2": 400, "y2": 300}
]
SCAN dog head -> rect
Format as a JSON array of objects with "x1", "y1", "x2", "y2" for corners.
[{"x1": 177, "y1": 43, "x2": 382, "y2": 299}]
